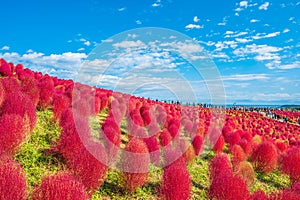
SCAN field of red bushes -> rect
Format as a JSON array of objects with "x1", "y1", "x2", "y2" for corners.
[{"x1": 1, "y1": 58, "x2": 300, "y2": 199}]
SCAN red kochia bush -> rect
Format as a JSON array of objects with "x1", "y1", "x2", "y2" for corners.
[
  {"x1": 209, "y1": 154, "x2": 232, "y2": 181},
  {"x1": 1, "y1": 77, "x2": 22, "y2": 95},
  {"x1": 121, "y1": 138, "x2": 150, "y2": 192},
  {"x1": 161, "y1": 157, "x2": 191, "y2": 200},
  {"x1": 20, "y1": 75, "x2": 40, "y2": 106},
  {"x1": 280, "y1": 147, "x2": 300, "y2": 184},
  {"x1": 55, "y1": 117, "x2": 90, "y2": 161},
  {"x1": 230, "y1": 144, "x2": 247, "y2": 168},
  {"x1": 208, "y1": 171, "x2": 250, "y2": 200},
  {"x1": 213, "y1": 135, "x2": 225, "y2": 154},
  {"x1": 250, "y1": 141, "x2": 278, "y2": 174},
  {"x1": 37, "y1": 75, "x2": 54, "y2": 110},
  {"x1": 0, "y1": 114, "x2": 29, "y2": 155},
  {"x1": 251, "y1": 190, "x2": 268, "y2": 200},
  {"x1": 1, "y1": 91, "x2": 37, "y2": 131},
  {"x1": 0, "y1": 80, "x2": 4, "y2": 107},
  {"x1": 159, "y1": 129, "x2": 172, "y2": 147},
  {"x1": 144, "y1": 136, "x2": 161, "y2": 166},
  {"x1": 0, "y1": 58, "x2": 12, "y2": 76},
  {"x1": 67, "y1": 142, "x2": 108, "y2": 192},
  {"x1": 192, "y1": 134, "x2": 203, "y2": 156},
  {"x1": 0, "y1": 155, "x2": 27, "y2": 200},
  {"x1": 52, "y1": 94, "x2": 70, "y2": 122},
  {"x1": 32, "y1": 173, "x2": 89, "y2": 200}
]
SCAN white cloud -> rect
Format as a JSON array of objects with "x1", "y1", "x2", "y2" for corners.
[
  {"x1": 217, "y1": 22, "x2": 226, "y2": 26},
  {"x1": 84, "y1": 41, "x2": 91, "y2": 46},
  {"x1": 78, "y1": 48, "x2": 85, "y2": 51},
  {"x1": 0, "y1": 51, "x2": 87, "y2": 78},
  {"x1": 193, "y1": 16, "x2": 200, "y2": 23},
  {"x1": 185, "y1": 24, "x2": 203, "y2": 29},
  {"x1": 152, "y1": 0, "x2": 161, "y2": 7},
  {"x1": 283, "y1": 29, "x2": 290, "y2": 33},
  {"x1": 235, "y1": 38, "x2": 252, "y2": 43},
  {"x1": 225, "y1": 31, "x2": 234, "y2": 35},
  {"x1": 113, "y1": 40, "x2": 146, "y2": 48},
  {"x1": 240, "y1": 1, "x2": 248, "y2": 7},
  {"x1": 252, "y1": 32, "x2": 280, "y2": 39},
  {"x1": 250, "y1": 19, "x2": 260, "y2": 23},
  {"x1": 259, "y1": 2, "x2": 270, "y2": 10},
  {"x1": 275, "y1": 62, "x2": 300, "y2": 70},
  {"x1": 1, "y1": 46, "x2": 10, "y2": 51},
  {"x1": 136, "y1": 20, "x2": 142, "y2": 25},
  {"x1": 222, "y1": 74, "x2": 269, "y2": 81},
  {"x1": 118, "y1": 7, "x2": 126, "y2": 11}
]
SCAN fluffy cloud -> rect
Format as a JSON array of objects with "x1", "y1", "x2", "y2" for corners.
[
  {"x1": 252, "y1": 32, "x2": 280, "y2": 39},
  {"x1": 193, "y1": 16, "x2": 200, "y2": 23},
  {"x1": 185, "y1": 24, "x2": 203, "y2": 29},
  {"x1": 250, "y1": 19, "x2": 260, "y2": 23},
  {"x1": 259, "y1": 2, "x2": 270, "y2": 10},
  {"x1": 1, "y1": 46, "x2": 10, "y2": 51}
]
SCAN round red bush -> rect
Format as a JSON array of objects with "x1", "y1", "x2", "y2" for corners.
[
  {"x1": 250, "y1": 141, "x2": 278, "y2": 174},
  {"x1": 192, "y1": 134, "x2": 203, "y2": 156},
  {"x1": 66, "y1": 142, "x2": 108, "y2": 192},
  {"x1": 1, "y1": 91, "x2": 37, "y2": 131},
  {"x1": 280, "y1": 147, "x2": 300, "y2": 184},
  {"x1": 161, "y1": 157, "x2": 191, "y2": 200},
  {"x1": 37, "y1": 75, "x2": 54, "y2": 110},
  {"x1": 209, "y1": 154, "x2": 232, "y2": 181},
  {"x1": 0, "y1": 114, "x2": 29, "y2": 155},
  {"x1": 209, "y1": 171, "x2": 250, "y2": 200},
  {"x1": 121, "y1": 138, "x2": 150, "y2": 192},
  {"x1": 213, "y1": 135, "x2": 225, "y2": 154},
  {"x1": 0, "y1": 155, "x2": 27, "y2": 200},
  {"x1": 32, "y1": 172, "x2": 89, "y2": 200}
]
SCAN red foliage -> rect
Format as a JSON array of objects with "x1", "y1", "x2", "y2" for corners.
[
  {"x1": 235, "y1": 161, "x2": 255, "y2": 188},
  {"x1": 225, "y1": 130, "x2": 241, "y2": 146},
  {"x1": 37, "y1": 75, "x2": 54, "y2": 110},
  {"x1": 121, "y1": 138, "x2": 150, "y2": 192},
  {"x1": 0, "y1": 114, "x2": 29, "y2": 155},
  {"x1": 0, "y1": 155, "x2": 27, "y2": 200},
  {"x1": 251, "y1": 190, "x2": 268, "y2": 200},
  {"x1": 238, "y1": 139, "x2": 253, "y2": 156},
  {"x1": 1, "y1": 91, "x2": 37, "y2": 131},
  {"x1": 66, "y1": 142, "x2": 108, "y2": 192},
  {"x1": 101, "y1": 118, "x2": 121, "y2": 164},
  {"x1": 192, "y1": 134, "x2": 203, "y2": 156},
  {"x1": 268, "y1": 189, "x2": 300, "y2": 200},
  {"x1": 209, "y1": 154, "x2": 232, "y2": 181},
  {"x1": 0, "y1": 80, "x2": 4, "y2": 107},
  {"x1": 161, "y1": 157, "x2": 191, "y2": 200},
  {"x1": 20, "y1": 75, "x2": 40, "y2": 106},
  {"x1": 55, "y1": 118, "x2": 90, "y2": 161},
  {"x1": 213, "y1": 135, "x2": 225, "y2": 154},
  {"x1": 209, "y1": 171, "x2": 250, "y2": 200},
  {"x1": 52, "y1": 94, "x2": 70, "y2": 122},
  {"x1": 230, "y1": 144, "x2": 247, "y2": 168},
  {"x1": 144, "y1": 136, "x2": 161, "y2": 166},
  {"x1": 59, "y1": 108, "x2": 74, "y2": 128},
  {"x1": 159, "y1": 129, "x2": 172, "y2": 147},
  {"x1": 0, "y1": 59, "x2": 12, "y2": 76},
  {"x1": 250, "y1": 141, "x2": 278, "y2": 174},
  {"x1": 280, "y1": 147, "x2": 300, "y2": 184},
  {"x1": 32, "y1": 172, "x2": 89, "y2": 200},
  {"x1": 1, "y1": 77, "x2": 22, "y2": 95}
]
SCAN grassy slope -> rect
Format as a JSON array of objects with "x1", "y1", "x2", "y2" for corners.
[{"x1": 14, "y1": 110, "x2": 290, "y2": 199}]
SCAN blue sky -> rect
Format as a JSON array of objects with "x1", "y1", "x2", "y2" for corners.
[{"x1": 0, "y1": 0, "x2": 299, "y2": 105}]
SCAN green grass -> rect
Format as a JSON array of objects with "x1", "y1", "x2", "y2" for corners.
[{"x1": 13, "y1": 109, "x2": 291, "y2": 199}]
